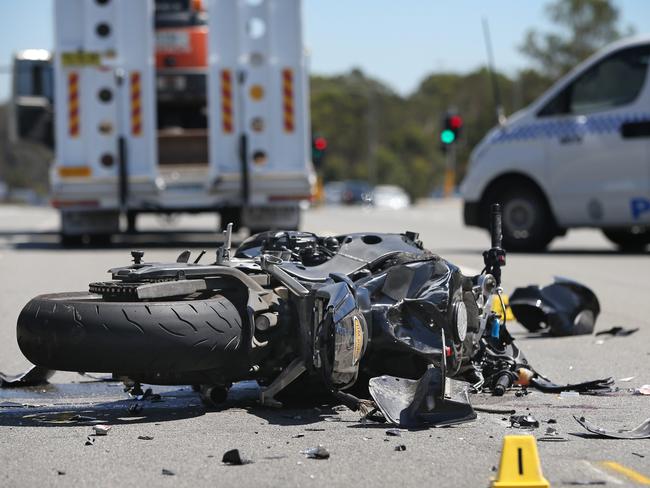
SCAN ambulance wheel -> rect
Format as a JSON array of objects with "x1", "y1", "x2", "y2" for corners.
[
  {"x1": 498, "y1": 186, "x2": 554, "y2": 252},
  {"x1": 603, "y1": 228, "x2": 650, "y2": 252}
]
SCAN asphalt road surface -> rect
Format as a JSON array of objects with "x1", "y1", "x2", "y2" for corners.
[{"x1": 1, "y1": 200, "x2": 649, "y2": 487}]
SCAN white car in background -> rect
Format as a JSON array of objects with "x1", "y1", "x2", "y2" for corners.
[{"x1": 371, "y1": 185, "x2": 410, "y2": 210}]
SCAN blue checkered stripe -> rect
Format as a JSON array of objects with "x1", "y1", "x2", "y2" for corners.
[{"x1": 491, "y1": 112, "x2": 650, "y2": 143}]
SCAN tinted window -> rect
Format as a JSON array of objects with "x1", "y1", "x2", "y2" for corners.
[
  {"x1": 14, "y1": 60, "x2": 53, "y2": 101},
  {"x1": 538, "y1": 44, "x2": 650, "y2": 117}
]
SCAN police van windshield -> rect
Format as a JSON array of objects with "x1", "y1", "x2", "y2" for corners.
[{"x1": 538, "y1": 44, "x2": 650, "y2": 117}]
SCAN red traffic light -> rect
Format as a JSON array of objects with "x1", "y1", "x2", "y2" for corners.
[
  {"x1": 314, "y1": 137, "x2": 328, "y2": 151},
  {"x1": 449, "y1": 115, "x2": 463, "y2": 130}
]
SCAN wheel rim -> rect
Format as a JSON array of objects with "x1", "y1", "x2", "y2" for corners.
[{"x1": 503, "y1": 198, "x2": 536, "y2": 239}]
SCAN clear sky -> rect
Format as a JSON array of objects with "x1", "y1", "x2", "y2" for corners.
[{"x1": 1, "y1": 0, "x2": 650, "y2": 100}]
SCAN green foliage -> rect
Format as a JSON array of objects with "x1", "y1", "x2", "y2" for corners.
[
  {"x1": 311, "y1": 67, "x2": 553, "y2": 198},
  {"x1": 520, "y1": 0, "x2": 633, "y2": 78}
]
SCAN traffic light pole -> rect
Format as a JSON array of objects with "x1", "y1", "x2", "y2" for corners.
[{"x1": 443, "y1": 143, "x2": 456, "y2": 198}]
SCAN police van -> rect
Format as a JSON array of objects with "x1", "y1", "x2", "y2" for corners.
[{"x1": 461, "y1": 36, "x2": 650, "y2": 251}]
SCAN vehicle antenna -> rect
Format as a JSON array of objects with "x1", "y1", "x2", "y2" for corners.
[{"x1": 481, "y1": 17, "x2": 506, "y2": 126}]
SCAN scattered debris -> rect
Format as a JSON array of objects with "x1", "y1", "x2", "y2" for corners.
[
  {"x1": 385, "y1": 429, "x2": 401, "y2": 437},
  {"x1": 222, "y1": 449, "x2": 251, "y2": 465},
  {"x1": 161, "y1": 468, "x2": 175, "y2": 476},
  {"x1": 56, "y1": 470, "x2": 65, "y2": 476},
  {"x1": 473, "y1": 406, "x2": 516, "y2": 415},
  {"x1": 291, "y1": 434, "x2": 305, "y2": 438},
  {"x1": 559, "y1": 391, "x2": 580, "y2": 399},
  {"x1": 304, "y1": 428, "x2": 325, "y2": 432},
  {"x1": 532, "y1": 377, "x2": 614, "y2": 395},
  {"x1": 563, "y1": 481, "x2": 606, "y2": 486},
  {"x1": 546, "y1": 418, "x2": 557, "y2": 424},
  {"x1": 595, "y1": 326, "x2": 639, "y2": 337},
  {"x1": 92, "y1": 424, "x2": 112, "y2": 436},
  {"x1": 509, "y1": 279, "x2": 600, "y2": 336},
  {"x1": 24, "y1": 412, "x2": 100, "y2": 424},
  {"x1": 136, "y1": 388, "x2": 162, "y2": 402},
  {"x1": 632, "y1": 452, "x2": 645, "y2": 458},
  {"x1": 84, "y1": 436, "x2": 95, "y2": 446},
  {"x1": 509, "y1": 415, "x2": 540, "y2": 429},
  {"x1": 301, "y1": 445, "x2": 330, "y2": 460},
  {"x1": 619, "y1": 376, "x2": 635, "y2": 382},
  {"x1": 537, "y1": 426, "x2": 569, "y2": 442},
  {"x1": 574, "y1": 416, "x2": 650, "y2": 439},
  {"x1": 137, "y1": 435, "x2": 154, "y2": 441},
  {"x1": 394, "y1": 445, "x2": 407, "y2": 451},
  {"x1": 0, "y1": 365, "x2": 55, "y2": 388},
  {"x1": 633, "y1": 385, "x2": 650, "y2": 396}
]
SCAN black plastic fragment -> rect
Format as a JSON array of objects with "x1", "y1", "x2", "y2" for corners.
[
  {"x1": 161, "y1": 468, "x2": 175, "y2": 476},
  {"x1": 530, "y1": 376, "x2": 614, "y2": 394},
  {"x1": 368, "y1": 368, "x2": 476, "y2": 428},
  {"x1": 509, "y1": 279, "x2": 600, "y2": 336},
  {"x1": 509, "y1": 415, "x2": 539, "y2": 429},
  {"x1": 385, "y1": 429, "x2": 401, "y2": 437},
  {"x1": 595, "y1": 326, "x2": 639, "y2": 337},
  {"x1": 222, "y1": 449, "x2": 249, "y2": 465},
  {"x1": 394, "y1": 444, "x2": 407, "y2": 451}
]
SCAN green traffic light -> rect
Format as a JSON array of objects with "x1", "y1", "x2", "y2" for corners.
[{"x1": 440, "y1": 129, "x2": 455, "y2": 144}]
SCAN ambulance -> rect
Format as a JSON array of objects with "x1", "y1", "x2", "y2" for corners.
[
  {"x1": 461, "y1": 36, "x2": 650, "y2": 251},
  {"x1": 51, "y1": 0, "x2": 314, "y2": 244}
]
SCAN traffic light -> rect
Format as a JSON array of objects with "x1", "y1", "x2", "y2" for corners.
[
  {"x1": 440, "y1": 112, "x2": 463, "y2": 149},
  {"x1": 312, "y1": 135, "x2": 328, "y2": 166}
]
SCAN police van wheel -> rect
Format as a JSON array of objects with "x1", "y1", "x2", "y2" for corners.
[
  {"x1": 603, "y1": 228, "x2": 650, "y2": 252},
  {"x1": 499, "y1": 187, "x2": 554, "y2": 252}
]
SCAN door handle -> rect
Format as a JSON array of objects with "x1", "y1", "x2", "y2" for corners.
[{"x1": 621, "y1": 120, "x2": 650, "y2": 139}]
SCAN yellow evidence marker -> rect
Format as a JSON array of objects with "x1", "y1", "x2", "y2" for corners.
[{"x1": 492, "y1": 435, "x2": 550, "y2": 488}]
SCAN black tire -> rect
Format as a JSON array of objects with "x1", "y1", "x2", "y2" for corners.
[
  {"x1": 603, "y1": 228, "x2": 650, "y2": 252},
  {"x1": 17, "y1": 292, "x2": 245, "y2": 375},
  {"x1": 88, "y1": 233, "x2": 112, "y2": 246},
  {"x1": 60, "y1": 234, "x2": 83, "y2": 247},
  {"x1": 492, "y1": 185, "x2": 554, "y2": 252}
]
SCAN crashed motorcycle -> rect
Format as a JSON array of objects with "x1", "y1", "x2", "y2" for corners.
[{"x1": 15, "y1": 206, "x2": 611, "y2": 426}]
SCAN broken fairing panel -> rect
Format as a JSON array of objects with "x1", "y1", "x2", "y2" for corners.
[
  {"x1": 368, "y1": 368, "x2": 476, "y2": 427},
  {"x1": 574, "y1": 416, "x2": 650, "y2": 439},
  {"x1": 509, "y1": 278, "x2": 600, "y2": 336}
]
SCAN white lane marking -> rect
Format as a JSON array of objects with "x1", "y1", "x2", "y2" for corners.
[{"x1": 582, "y1": 460, "x2": 624, "y2": 485}]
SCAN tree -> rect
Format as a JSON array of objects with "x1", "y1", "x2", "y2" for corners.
[{"x1": 520, "y1": 0, "x2": 633, "y2": 79}]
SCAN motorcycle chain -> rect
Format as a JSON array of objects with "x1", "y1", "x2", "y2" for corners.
[{"x1": 89, "y1": 278, "x2": 176, "y2": 300}]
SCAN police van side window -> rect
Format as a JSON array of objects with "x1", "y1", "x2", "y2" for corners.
[{"x1": 538, "y1": 45, "x2": 650, "y2": 117}]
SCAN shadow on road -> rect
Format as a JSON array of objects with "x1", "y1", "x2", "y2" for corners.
[{"x1": 0, "y1": 385, "x2": 207, "y2": 428}]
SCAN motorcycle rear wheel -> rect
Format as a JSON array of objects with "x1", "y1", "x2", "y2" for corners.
[{"x1": 17, "y1": 292, "x2": 245, "y2": 375}]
